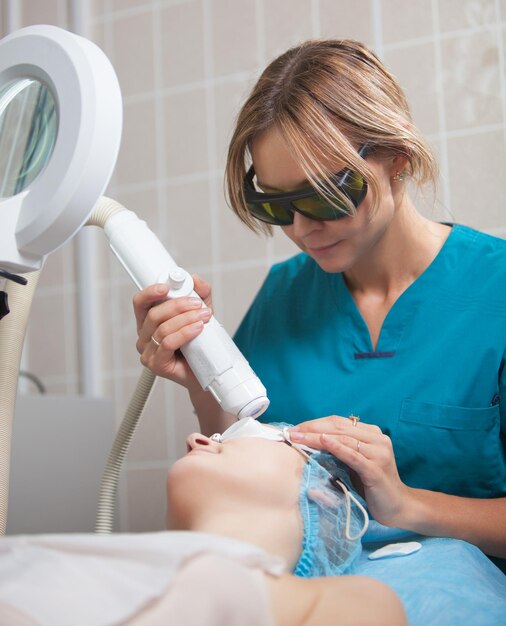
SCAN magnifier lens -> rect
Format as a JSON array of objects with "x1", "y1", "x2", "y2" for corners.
[{"x1": 0, "y1": 78, "x2": 57, "y2": 198}]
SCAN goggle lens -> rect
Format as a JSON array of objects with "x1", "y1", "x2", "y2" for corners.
[
  {"x1": 246, "y1": 201, "x2": 293, "y2": 225},
  {"x1": 292, "y1": 195, "x2": 347, "y2": 221}
]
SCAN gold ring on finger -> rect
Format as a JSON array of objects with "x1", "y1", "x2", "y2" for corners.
[{"x1": 349, "y1": 414, "x2": 360, "y2": 428}]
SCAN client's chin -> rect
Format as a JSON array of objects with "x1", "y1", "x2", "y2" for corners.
[{"x1": 165, "y1": 458, "x2": 202, "y2": 531}]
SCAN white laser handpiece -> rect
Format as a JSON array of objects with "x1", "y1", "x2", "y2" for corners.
[{"x1": 104, "y1": 210, "x2": 269, "y2": 419}]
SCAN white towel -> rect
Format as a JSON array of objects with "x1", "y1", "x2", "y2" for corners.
[{"x1": 0, "y1": 531, "x2": 285, "y2": 626}]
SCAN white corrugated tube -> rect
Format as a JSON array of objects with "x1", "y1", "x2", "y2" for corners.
[
  {"x1": 87, "y1": 196, "x2": 157, "y2": 534},
  {"x1": 0, "y1": 270, "x2": 40, "y2": 535}
]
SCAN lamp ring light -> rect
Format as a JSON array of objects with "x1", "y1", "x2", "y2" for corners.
[{"x1": 0, "y1": 25, "x2": 122, "y2": 274}]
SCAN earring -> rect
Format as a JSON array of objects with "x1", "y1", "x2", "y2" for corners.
[{"x1": 392, "y1": 171, "x2": 406, "y2": 182}]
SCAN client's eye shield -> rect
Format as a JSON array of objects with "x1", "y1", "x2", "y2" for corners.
[{"x1": 211, "y1": 418, "x2": 317, "y2": 455}]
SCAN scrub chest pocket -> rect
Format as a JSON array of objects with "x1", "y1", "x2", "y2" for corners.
[{"x1": 394, "y1": 399, "x2": 504, "y2": 498}]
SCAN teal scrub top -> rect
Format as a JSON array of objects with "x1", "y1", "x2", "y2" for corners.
[{"x1": 234, "y1": 225, "x2": 506, "y2": 502}]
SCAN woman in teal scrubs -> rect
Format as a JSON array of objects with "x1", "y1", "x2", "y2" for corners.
[{"x1": 133, "y1": 40, "x2": 506, "y2": 578}]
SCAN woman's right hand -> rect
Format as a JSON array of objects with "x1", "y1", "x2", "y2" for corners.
[{"x1": 133, "y1": 274, "x2": 213, "y2": 388}]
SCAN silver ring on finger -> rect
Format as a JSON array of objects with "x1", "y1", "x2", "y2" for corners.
[
  {"x1": 151, "y1": 335, "x2": 161, "y2": 348},
  {"x1": 356, "y1": 440, "x2": 361, "y2": 453}
]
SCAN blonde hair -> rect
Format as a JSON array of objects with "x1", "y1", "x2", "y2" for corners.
[{"x1": 225, "y1": 39, "x2": 438, "y2": 235}]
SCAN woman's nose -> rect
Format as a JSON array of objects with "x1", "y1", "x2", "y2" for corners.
[
  {"x1": 186, "y1": 433, "x2": 220, "y2": 453},
  {"x1": 290, "y1": 211, "x2": 322, "y2": 238}
]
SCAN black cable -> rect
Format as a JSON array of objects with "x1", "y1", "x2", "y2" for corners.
[
  {"x1": 18, "y1": 370, "x2": 46, "y2": 394},
  {"x1": 0, "y1": 269, "x2": 27, "y2": 285}
]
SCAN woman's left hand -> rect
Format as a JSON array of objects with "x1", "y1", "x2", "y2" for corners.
[{"x1": 290, "y1": 415, "x2": 413, "y2": 527}]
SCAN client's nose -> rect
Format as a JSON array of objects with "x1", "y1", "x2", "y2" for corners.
[{"x1": 186, "y1": 433, "x2": 219, "y2": 453}]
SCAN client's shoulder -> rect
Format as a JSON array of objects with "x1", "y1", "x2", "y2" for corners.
[{"x1": 265, "y1": 572, "x2": 407, "y2": 626}]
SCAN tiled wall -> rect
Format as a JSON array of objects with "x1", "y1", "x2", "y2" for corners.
[{"x1": 5, "y1": 0, "x2": 506, "y2": 531}]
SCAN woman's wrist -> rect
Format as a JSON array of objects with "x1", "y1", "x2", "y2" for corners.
[
  {"x1": 388, "y1": 485, "x2": 424, "y2": 531},
  {"x1": 392, "y1": 487, "x2": 439, "y2": 535}
]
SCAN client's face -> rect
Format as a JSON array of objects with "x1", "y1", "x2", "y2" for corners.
[{"x1": 166, "y1": 426, "x2": 305, "y2": 530}]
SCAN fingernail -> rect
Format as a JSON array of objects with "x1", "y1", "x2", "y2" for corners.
[
  {"x1": 198, "y1": 308, "x2": 212, "y2": 320},
  {"x1": 290, "y1": 432, "x2": 305, "y2": 441},
  {"x1": 188, "y1": 297, "x2": 202, "y2": 307},
  {"x1": 190, "y1": 321, "x2": 204, "y2": 331},
  {"x1": 290, "y1": 425, "x2": 300, "y2": 431},
  {"x1": 155, "y1": 284, "x2": 167, "y2": 294},
  {"x1": 321, "y1": 434, "x2": 330, "y2": 443}
]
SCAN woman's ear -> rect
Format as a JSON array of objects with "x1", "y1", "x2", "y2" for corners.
[{"x1": 391, "y1": 153, "x2": 410, "y2": 179}]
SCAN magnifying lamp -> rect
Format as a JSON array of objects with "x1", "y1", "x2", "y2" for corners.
[{"x1": 0, "y1": 24, "x2": 122, "y2": 274}]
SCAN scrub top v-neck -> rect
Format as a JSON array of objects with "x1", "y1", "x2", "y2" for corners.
[{"x1": 233, "y1": 225, "x2": 506, "y2": 501}]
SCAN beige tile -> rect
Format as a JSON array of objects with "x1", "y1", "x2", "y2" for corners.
[
  {"x1": 37, "y1": 245, "x2": 66, "y2": 289},
  {"x1": 115, "y1": 185, "x2": 161, "y2": 232},
  {"x1": 112, "y1": 280, "x2": 142, "y2": 370},
  {"x1": 220, "y1": 264, "x2": 269, "y2": 335},
  {"x1": 163, "y1": 88, "x2": 209, "y2": 176},
  {"x1": 159, "y1": 0, "x2": 206, "y2": 87},
  {"x1": 501, "y1": 0, "x2": 506, "y2": 21},
  {"x1": 381, "y1": 0, "x2": 434, "y2": 44},
  {"x1": 163, "y1": 179, "x2": 213, "y2": 269},
  {"x1": 100, "y1": 376, "x2": 116, "y2": 401},
  {"x1": 88, "y1": 219, "x2": 115, "y2": 283},
  {"x1": 216, "y1": 191, "x2": 269, "y2": 263},
  {"x1": 410, "y1": 139, "x2": 456, "y2": 224},
  {"x1": 412, "y1": 183, "x2": 450, "y2": 224},
  {"x1": 101, "y1": 279, "x2": 136, "y2": 379},
  {"x1": 111, "y1": 0, "x2": 151, "y2": 11},
  {"x1": 42, "y1": 380, "x2": 71, "y2": 394},
  {"x1": 383, "y1": 41, "x2": 439, "y2": 136},
  {"x1": 438, "y1": 0, "x2": 497, "y2": 32},
  {"x1": 26, "y1": 291, "x2": 77, "y2": 379},
  {"x1": 110, "y1": 10, "x2": 155, "y2": 97},
  {"x1": 212, "y1": 0, "x2": 257, "y2": 76},
  {"x1": 90, "y1": 0, "x2": 107, "y2": 17},
  {"x1": 319, "y1": 0, "x2": 375, "y2": 46},
  {"x1": 213, "y1": 78, "x2": 253, "y2": 172},
  {"x1": 96, "y1": 284, "x2": 115, "y2": 374},
  {"x1": 125, "y1": 467, "x2": 168, "y2": 531},
  {"x1": 21, "y1": 0, "x2": 66, "y2": 27},
  {"x1": 121, "y1": 373, "x2": 169, "y2": 462},
  {"x1": 264, "y1": 0, "x2": 313, "y2": 61},
  {"x1": 90, "y1": 15, "x2": 106, "y2": 52},
  {"x1": 63, "y1": 238, "x2": 77, "y2": 284},
  {"x1": 67, "y1": 328, "x2": 87, "y2": 386},
  {"x1": 447, "y1": 131, "x2": 506, "y2": 230},
  {"x1": 172, "y1": 383, "x2": 200, "y2": 458},
  {"x1": 115, "y1": 98, "x2": 158, "y2": 185},
  {"x1": 441, "y1": 31, "x2": 502, "y2": 131}
]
